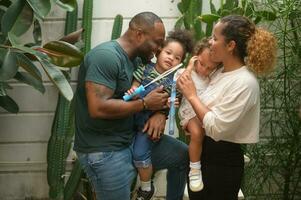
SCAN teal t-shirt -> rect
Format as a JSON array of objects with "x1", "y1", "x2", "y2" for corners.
[{"x1": 74, "y1": 41, "x2": 140, "y2": 153}]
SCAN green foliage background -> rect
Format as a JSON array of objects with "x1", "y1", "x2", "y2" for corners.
[{"x1": 175, "y1": 0, "x2": 301, "y2": 199}]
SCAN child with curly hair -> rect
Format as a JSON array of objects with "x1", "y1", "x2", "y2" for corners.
[{"x1": 128, "y1": 29, "x2": 194, "y2": 200}]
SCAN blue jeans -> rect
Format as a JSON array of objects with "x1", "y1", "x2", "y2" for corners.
[
  {"x1": 77, "y1": 135, "x2": 188, "y2": 200},
  {"x1": 133, "y1": 131, "x2": 152, "y2": 168},
  {"x1": 77, "y1": 148, "x2": 136, "y2": 200}
]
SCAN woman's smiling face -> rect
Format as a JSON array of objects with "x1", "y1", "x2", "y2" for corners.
[{"x1": 209, "y1": 22, "x2": 228, "y2": 63}]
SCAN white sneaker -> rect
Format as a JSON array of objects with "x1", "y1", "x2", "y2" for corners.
[{"x1": 189, "y1": 169, "x2": 204, "y2": 192}]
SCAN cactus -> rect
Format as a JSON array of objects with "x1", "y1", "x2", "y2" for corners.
[
  {"x1": 111, "y1": 14, "x2": 123, "y2": 40},
  {"x1": 64, "y1": 160, "x2": 83, "y2": 200},
  {"x1": 82, "y1": 0, "x2": 93, "y2": 54},
  {"x1": 64, "y1": 1, "x2": 95, "y2": 199},
  {"x1": 47, "y1": 89, "x2": 75, "y2": 200},
  {"x1": 47, "y1": 4, "x2": 78, "y2": 200}
]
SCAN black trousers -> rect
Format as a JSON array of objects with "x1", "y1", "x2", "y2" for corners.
[{"x1": 188, "y1": 136, "x2": 244, "y2": 200}]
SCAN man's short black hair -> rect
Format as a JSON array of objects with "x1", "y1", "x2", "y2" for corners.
[{"x1": 129, "y1": 12, "x2": 163, "y2": 33}]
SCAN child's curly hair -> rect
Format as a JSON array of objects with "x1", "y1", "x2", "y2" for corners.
[
  {"x1": 193, "y1": 38, "x2": 210, "y2": 55},
  {"x1": 164, "y1": 29, "x2": 194, "y2": 62},
  {"x1": 220, "y1": 15, "x2": 277, "y2": 75},
  {"x1": 193, "y1": 38, "x2": 223, "y2": 69}
]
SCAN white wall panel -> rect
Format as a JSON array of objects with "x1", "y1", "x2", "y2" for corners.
[
  {"x1": 46, "y1": 0, "x2": 181, "y2": 19},
  {"x1": 0, "y1": 173, "x2": 49, "y2": 199},
  {"x1": 91, "y1": 18, "x2": 178, "y2": 48},
  {"x1": 0, "y1": 114, "x2": 54, "y2": 142},
  {"x1": 0, "y1": 83, "x2": 77, "y2": 113}
]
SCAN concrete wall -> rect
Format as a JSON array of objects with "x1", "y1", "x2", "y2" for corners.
[{"x1": 0, "y1": 0, "x2": 182, "y2": 199}]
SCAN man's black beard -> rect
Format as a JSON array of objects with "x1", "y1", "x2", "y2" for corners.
[{"x1": 140, "y1": 56, "x2": 151, "y2": 64}]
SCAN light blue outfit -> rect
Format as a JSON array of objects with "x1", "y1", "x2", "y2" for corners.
[{"x1": 133, "y1": 63, "x2": 174, "y2": 168}]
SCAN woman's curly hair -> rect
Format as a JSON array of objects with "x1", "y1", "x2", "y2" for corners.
[
  {"x1": 164, "y1": 29, "x2": 194, "y2": 61},
  {"x1": 220, "y1": 15, "x2": 277, "y2": 75},
  {"x1": 246, "y1": 28, "x2": 277, "y2": 74}
]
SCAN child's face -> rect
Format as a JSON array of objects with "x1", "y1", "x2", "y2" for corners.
[
  {"x1": 195, "y1": 49, "x2": 218, "y2": 77},
  {"x1": 156, "y1": 41, "x2": 184, "y2": 73}
]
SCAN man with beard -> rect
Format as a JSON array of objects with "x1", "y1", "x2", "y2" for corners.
[{"x1": 73, "y1": 12, "x2": 188, "y2": 200}]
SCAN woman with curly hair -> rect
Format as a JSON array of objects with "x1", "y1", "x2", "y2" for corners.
[{"x1": 177, "y1": 15, "x2": 277, "y2": 199}]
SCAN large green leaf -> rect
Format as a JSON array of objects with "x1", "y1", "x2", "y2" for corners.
[
  {"x1": 37, "y1": 57, "x2": 73, "y2": 101},
  {"x1": 16, "y1": 53, "x2": 42, "y2": 80},
  {"x1": 209, "y1": 0, "x2": 217, "y2": 14},
  {"x1": 199, "y1": 14, "x2": 220, "y2": 24},
  {"x1": 1, "y1": 0, "x2": 25, "y2": 34},
  {"x1": 0, "y1": 82, "x2": 15, "y2": 114},
  {"x1": 177, "y1": 0, "x2": 191, "y2": 13},
  {"x1": 12, "y1": 44, "x2": 48, "y2": 59},
  {"x1": 14, "y1": 71, "x2": 45, "y2": 93},
  {"x1": 193, "y1": 19, "x2": 204, "y2": 39},
  {"x1": 205, "y1": 22, "x2": 213, "y2": 37},
  {"x1": 26, "y1": 0, "x2": 51, "y2": 19},
  {"x1": 39, "y1": 40, "x2": 83, "y2": 67},
  {"x1": 9, "y1": 2, "x2": 33, "y2": 36},
  {"x1": 175, "y1": 16, "x2": 184, "y2": 29},
  {"x1": 52, "y1": 0, "x2": 77, "y2": 12},
  {"x1": 8, "y1": 32, "x2": 22, "y2": 45},
  {"x1": 0, "y1": 48, "x2": 18, "y2": 81},
  {"x1": 0, "y1": 95, "x2": 19, "y2": 113},
  {"x1": 59, "y1": 28, "x2": 83, "y2": 44},
  {"x1": 186, "y1": 0, "x2": 200, "y2": 28}
]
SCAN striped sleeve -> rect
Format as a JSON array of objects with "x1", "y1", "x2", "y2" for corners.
[{"x1": 133, "y1": 64, "x2": 146, "y2": 83}]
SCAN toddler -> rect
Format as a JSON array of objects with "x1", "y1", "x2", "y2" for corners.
[
  {"x1": 129, "y1": 29, "x2": 194, "y2": 200},
  {"x1": 178, "y1": 38, "x2": 220, "y2": 192}
]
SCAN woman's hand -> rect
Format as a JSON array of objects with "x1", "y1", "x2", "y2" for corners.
[{"x1": 177, "y1": 57, "x2": 198, "y2": 100}]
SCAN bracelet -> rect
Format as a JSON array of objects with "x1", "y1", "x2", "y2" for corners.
[{"x1": 141, "y1": 98, "x2": 148, "y2": 110}]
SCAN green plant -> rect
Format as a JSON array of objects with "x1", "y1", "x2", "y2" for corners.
[
  {"x1": 47, "y1": 3, "x2": 80, "y2": 200},
  {"x1": 243, "y1": 0, "x2": 301, "y2": 199},
  {"x1": 0, "y1": 0, "x2": 81, "y2": 113},
  {"x1": 175, "y1": 0, "x2": 300, "y2": 199},
  {"x1": 176, "y1": 0, "x2": 276, "y2": 38}
]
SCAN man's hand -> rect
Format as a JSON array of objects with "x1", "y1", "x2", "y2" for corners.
[
  {"x1": 143, "y1": 86, "x2": 169, "y2": 111},
  {"x1": 143, "y1": 112, "x2": 166, "y2": 141}
]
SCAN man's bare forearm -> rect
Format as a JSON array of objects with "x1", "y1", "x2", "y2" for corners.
[{"x1": 86, "y1": 81, "x2": 143, "y2": 119}]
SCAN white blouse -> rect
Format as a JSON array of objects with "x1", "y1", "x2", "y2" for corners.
[{"x1": 201, "y1": 66, "x2": 260, "y2": 143}]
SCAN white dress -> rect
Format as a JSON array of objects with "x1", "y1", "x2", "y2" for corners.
[{"x1": 177, "y1": 69, "x2": 209, "y2": 129}]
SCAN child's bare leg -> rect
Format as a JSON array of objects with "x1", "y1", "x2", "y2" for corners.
[
  {"x1": 186, "y1": 116, "x2": 204, "y2": 192},
  {"x1": 187, "y1": 117, "x2": 204, "y2": 162},
  {"x1": 138, "y1": 165, "x2": 153, "y2": 182},
  {"x1": 136, "y1": 165, "x2": 155, "y2": 198}
]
